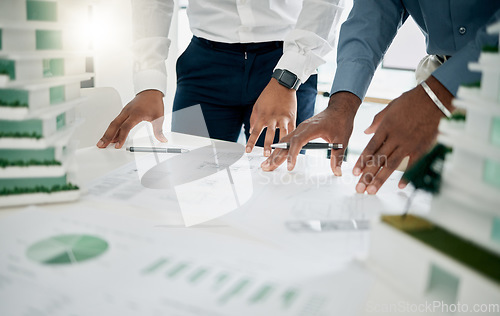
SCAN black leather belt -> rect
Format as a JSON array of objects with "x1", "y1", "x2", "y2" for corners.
[{"x1": 193, "y1": 36, "x2": 283, "y2": 54}]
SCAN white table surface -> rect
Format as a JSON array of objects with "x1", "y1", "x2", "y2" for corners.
[{"x1": 0, "y1": 132, "x2": 440, "y2": 316}]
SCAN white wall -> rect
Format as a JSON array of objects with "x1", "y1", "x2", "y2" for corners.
[
  {"x1": 92, "y1": 0, "x2": 134, "y2": 104},
  {"x1": 91, "y1": 0, "x2": 179, "y2": 130}
]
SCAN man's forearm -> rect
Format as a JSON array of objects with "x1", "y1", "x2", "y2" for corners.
[
  {"x1": 330, "y1": 0, "x2": 405, "y2": 101},
  {"x1": 327, "y1": 91, "x2": 362, "y2": 120}
]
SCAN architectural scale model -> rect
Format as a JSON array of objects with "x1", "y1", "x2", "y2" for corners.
[
  {"x1": 370, "y1": 22, "x2": 500, "y2": 307},
  {"x1": 0, "y1": 0, "x2": 93, "y2": 207}
]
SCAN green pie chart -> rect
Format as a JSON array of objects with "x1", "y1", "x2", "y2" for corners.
[{"x1": 26, "y1": 234, "x2": 109, "y2": 265}]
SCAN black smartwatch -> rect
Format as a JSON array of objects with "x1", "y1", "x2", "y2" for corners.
[{"x1": 272, "y1": 69, "x2": 301, "y2": 90}]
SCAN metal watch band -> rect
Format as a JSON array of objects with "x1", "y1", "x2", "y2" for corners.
[{"x1": 272, "y1": 69, "x2": 301, "y2": 90}]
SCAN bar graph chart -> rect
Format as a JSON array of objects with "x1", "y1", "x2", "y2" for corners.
[
  {"x1": 140, "y1": 255, "x2": 316, "y2": 313},
  {"x1": 0, "y1": 207, "x2": 372, "y2": 316}
]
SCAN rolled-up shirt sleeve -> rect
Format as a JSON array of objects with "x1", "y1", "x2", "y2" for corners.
[
  {"x1": 275, "y1": 0, "x2": 345, "y2": 83},
  {"x1": 433, "y1": 9, "x2": 500, "y2": 96},
  {"x1": 131, "y1": 0, "x2": 174, "y2": 96},
  {"x1": 330, "y1": 0, "x2": 407, "y2": 100}
]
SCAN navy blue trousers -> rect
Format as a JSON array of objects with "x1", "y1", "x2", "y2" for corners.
[{"x1": 172, "y1": 36, "x2": 317, "y2": 147}]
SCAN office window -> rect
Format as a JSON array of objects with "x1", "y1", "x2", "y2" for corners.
[
  {"x1": 0, "y1": 175, "x2": 67, "y2": 191},
  {"x1": 492, "y1": 217, "x2": 500, "y2": 244},
  {"x1": 484, "y1": 159, "x2": 500, "y2": 188},
  {"x1": 80, "y1": 56, "x2": 94, "y2": 88},
  {"x1": 43, "y1": 58, "x2": 64, "y2": 78},
  {"x1": 426, "y1": 263, "x2": 459, "y2": 305},
  {"x1": 0, "y1": 89, "x2": 29, "y2": 107},
  {"x1": 0, "y1": 59, "x2": 15, "y2": 80},
  {"x1": 0, "y1": 119, "x2": 42, "y2": 136},
  {"x1": 36, "y1": 30, "x2": 62, "y2": 50},
  {"x1": 27, "y1": 0, "x2": 58, "y2": 22},
  {"x1": 49, "y1": 85, "x2": 65, "y2": 104},
  {"x1": 491, "y1": 117, "x2": 500, "y2": 147},
  {"x1": 56, "y1": 113, "x2": 65, "y2": 130},
  {"x1": 0, "y1": 148, "x2": 56, "y2": 162},
  {"x1": 383, "y1": 17, "x2": 427, "y2": 71}
]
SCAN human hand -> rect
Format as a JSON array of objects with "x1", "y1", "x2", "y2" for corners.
[
  {"x1": 353, "y1": 75, "x2": 455, "y2": 194},
  {"x1": 261, "y1": 91, "x2": 361, "y2": 175},
  {"x1": 246, "y1": 78, "x2": 297, "y2": 157},
  {"x1": 96, "y1": 90, "x2": 167, "y2": 149}
]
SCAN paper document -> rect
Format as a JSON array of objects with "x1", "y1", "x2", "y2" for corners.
[
  {"x1": 86, "y1": 140, "x2": 267, "y2": 226},
  {"x1": 0, "y1": 206, "x2": 373, "y2": 316}
]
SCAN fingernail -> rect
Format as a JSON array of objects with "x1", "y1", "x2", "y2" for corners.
[
  {"x1": 353, "y1": 167, "x2": 361, "y2": 176},
  {"x1": 261, "y1": 160, "x2": 270, "y2": 169},
  {"x1": 264, "y1": 150, "x2": 271, "y2": 157},
  {"x1": 159, "y1": 134, "x2": 168, "y2": 142},
  {"x1": 97, "y1": 140, "x2": 104, "y2": 147},
  {"x1": 334, "y1": 166, "x2": 342, "y2": 176},
  {"x1": 115, "y1": 142, "x2": 120, "y2": 149},
  {"x1": 399, "y1": 183, "x2": 407, "y2": 189},
  {"x1": 287, "y1": 161, "x2": 292, "y2": 171},
  {"x1": 356, "y1": 183, "x2": 366, "y2": 193},
  {"x1": 246, "y1": 146, "x2": 251, "y2": 153},
  {"x1": 367, "y1": 185, "x2": 377, "y2": 195}
]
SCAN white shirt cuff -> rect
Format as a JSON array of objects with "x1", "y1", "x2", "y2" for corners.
[
  {"x1": 275, "y1": 50, "x2": 320, "y2": 84},
  {"x1": 133, "y1": 69, "x2": 167, "y2": 96}
]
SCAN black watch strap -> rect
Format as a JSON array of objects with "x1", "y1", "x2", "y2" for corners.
[{"x1": 272, "y1": 69, "x2": 301, "y2": 90}]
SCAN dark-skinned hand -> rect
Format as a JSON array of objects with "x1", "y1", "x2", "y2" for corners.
[
  {"x1": 261, "y1": 91, "x2": 361, "y2": 175},
  {"x1": 246, "y1": 78, "x2": 297, "y2": 157},
  {"x1": 97, "y1": 89, "x2": 167, "y2": 149},
  {"x1": 353, "y1": 75, "x2": 455, "y2": 194}
]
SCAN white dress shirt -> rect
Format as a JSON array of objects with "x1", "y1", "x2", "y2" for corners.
[{"x1": 131, "y1": 0, "x2": 344, "y2": 96}]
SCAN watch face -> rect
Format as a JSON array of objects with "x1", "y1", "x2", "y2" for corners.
[{"x1": 280, "y1": 71, "x2": 297, "y2": 87}]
